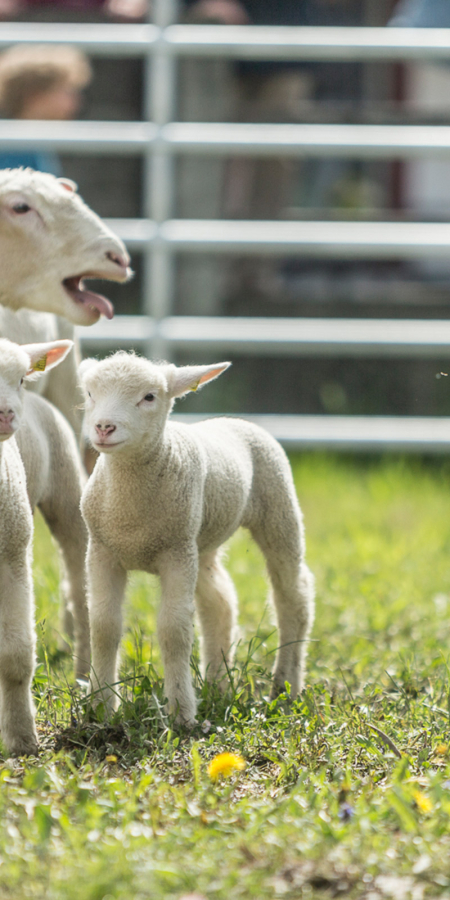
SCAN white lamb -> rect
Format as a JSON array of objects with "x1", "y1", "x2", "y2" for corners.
[
  {"x1": 0, "y1": 167, "x2": 131, "y2": 436},
  {"x1": 0, "y1": 337, "x2": 74, "y2": 755},
  {"x1": 79, "y1": 353, "x2": 315, "y2": 726},
  {"x1": 0, "y1": 336, "x2": 90, "y2": 680},
  {"x1": 15, "y1": 369, "x2": 91, "y2": 681}
]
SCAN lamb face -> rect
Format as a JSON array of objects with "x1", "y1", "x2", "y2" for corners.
[
  {"x1": 80, "y1": 353, "x2": 172, "y2": 456},
  {"x1": 0, "y1": 168, "x2": 132, "y2": 326},
  {"x1": 80, "y1": 353, "x2": 231, "y2": 457},
  {"x1": 0, "y1": 342, "x2": 29, "y2": 440},
  {"x1": 0, "y1": 337, "x2": 73, "y2": 440}
]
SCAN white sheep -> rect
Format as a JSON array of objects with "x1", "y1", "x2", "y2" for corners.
[
  {"x1": 79, "y1": 353, "x2": 315, "y2": 726},
  {"x1": 0, "y1": 335, "x2": 90, "y2": 681},
  {"x1": 0, "y1": 337, "x2": 74, "y2": 755},
  {"x1": 0, "y1": 167, "x2": 131, "y2": 437},
  {"x1": 15, "y1": 362, "x2": 91, "y2": 681},
  {"x1": 0, "y1": 168, "x2": 132, "y2": 670}
]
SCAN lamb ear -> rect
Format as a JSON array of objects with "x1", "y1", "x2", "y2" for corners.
[
  {"x1": 23, "y1": 340, "x2": 73, "y2": 379},
  {"x1": 169, "y1": 362, "x2": 231, "y2": 399},
  {"x1": 58, "y1": 177, "x2": 78, "y2": 193}
]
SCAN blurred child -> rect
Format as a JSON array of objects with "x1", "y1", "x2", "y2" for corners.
[{"x1": 0, "y1": 43, "x2": 91, "y2": 174}]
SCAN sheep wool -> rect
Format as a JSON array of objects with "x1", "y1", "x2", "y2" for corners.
[
  {"x1": 80, "y1": 352, "x2": 315, "y2": 727},
  {"x1": 0, "y1": 337, "x2": 75, "y2": 755},
  {"x1": 16, "y1": 365, "x2": 91, "y2": 680},
  {"x1": 0, "y1": 167, "x2": 131, "y2": 438}
]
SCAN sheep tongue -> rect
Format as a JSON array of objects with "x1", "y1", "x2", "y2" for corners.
[
  {"x1": 64, "y1": 277, "x2": 114, "y2": 320},
  {"x1": 79, "y1": 288, "x2": 114, "y2": 320}
]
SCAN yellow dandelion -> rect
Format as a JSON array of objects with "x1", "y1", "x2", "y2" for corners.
[
  {"x1": 435, "y1": 744, "x2": 448, "y2": 755},
  {"x1": 207, "y1": 752, "x2": 246, "y2": 780},
  {"x1": 412, "y1": 790, "x2": 433, "y2": 814}
]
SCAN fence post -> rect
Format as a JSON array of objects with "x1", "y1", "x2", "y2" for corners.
[{"x1": 143, "y1": 0, "x2": 178, "y2": 359}]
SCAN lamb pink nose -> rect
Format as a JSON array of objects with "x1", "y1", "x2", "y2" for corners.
[
  {"x1": 0, "y1": 411, "x2": 14, "y2": 426},
  {"x1": 95, "y1": 423, "x2": 116, "y2": 439}
]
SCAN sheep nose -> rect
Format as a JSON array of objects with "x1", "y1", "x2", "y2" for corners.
[
  {"x1": 95, "y1": 423, "x2": 116, "y2": 439},
  {"x1": 106, "y1": 250, "x2": 130, "y2": 270},
  {"x1": 0, "y1": 410, "x2": 14, "y2": 426}
]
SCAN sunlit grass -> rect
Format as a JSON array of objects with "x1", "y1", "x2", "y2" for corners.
[{"x1": 6, "y1": 452, "x2": 450, "y2": 898}]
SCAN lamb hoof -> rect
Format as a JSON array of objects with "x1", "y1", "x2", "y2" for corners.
[
  {"x1": 87, "y1": 684, "x2": 117, "y2": 714},
  {"x1": 174, "y1": 714, "x2": 198, "y2": 731},
  {"x1": 5, "y1": 736, "x2": 39, "y2": 757},
  {"x1": 75, "y1": 658, "x2": 91, "y2": 682}
]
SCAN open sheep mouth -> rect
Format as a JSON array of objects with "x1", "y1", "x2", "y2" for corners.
[{"x1": 63, "y1": 276, "x2": 114, "y2": 320}]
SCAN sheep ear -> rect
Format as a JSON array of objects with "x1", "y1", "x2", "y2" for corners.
[
  {"x1": 169, "y1": 362, "x2": 231, "y2": 399},
  {"x1": 58, "y1": 177, "x2": 78, "y2": 193},
  {"x1": 23, "y1": 340, "x2": 73, "y2": 379}
]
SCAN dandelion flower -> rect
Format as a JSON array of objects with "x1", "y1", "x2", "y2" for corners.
[
  {"x1": 207, "y1": 752, "x2": 245, "y2": 780},
  {"x1": 412, "y1": 790, "x2": 433, "y2": 814}
]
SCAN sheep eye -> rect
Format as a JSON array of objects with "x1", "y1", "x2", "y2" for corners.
[
  {"x1": 144, "y1": 393, "x2": 155, "y2": 402},
  {"x1": 12, "y1": 203, "x2": 31, "y2": 214},
  {"x1": 19, "y1": 377, "x2": 24, "y2": 386}
]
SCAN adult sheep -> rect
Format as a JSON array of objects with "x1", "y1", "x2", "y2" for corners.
[
  {"x1": 79, "y1": 353, "x2": 315, "y2": 726},
  {"x1": 0, "y1": 167, "x2": 131, "y2": 435},
  {"x1": 0, "y1": 168, "x2": 131, "y2": 671}
]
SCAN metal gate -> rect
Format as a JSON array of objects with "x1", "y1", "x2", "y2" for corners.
[{"x1": 3, "y1": 5, "x2": 450, "y2": 449}]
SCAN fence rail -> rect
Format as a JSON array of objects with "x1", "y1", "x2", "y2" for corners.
[
  {"x1": 2, "y1": 23, "x2": 450, "y2": 61},
  {"x1": 77, "y1": 316, "x2": 450, "y2": 357},
  {"x1": 8, "y1": 120, "x2": 450, "y2": 158},
  {"x1": 104, "y1": 218, "x2": 450, "y2": 258},
  {"x1": 3, "y1": 15, "x2": 450, "y2": 449},
  {"x1": 170, "y1": 413, "x2": 450, "y2": 453}
]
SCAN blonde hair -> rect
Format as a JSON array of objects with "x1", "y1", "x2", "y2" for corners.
[{"x1": 0, "y1": 44, "x2": 92, "y2": 117}]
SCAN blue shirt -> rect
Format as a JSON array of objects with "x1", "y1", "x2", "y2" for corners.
[
  {"x1": 390, "y1": 0, "x2": 450, "y2": 28},
  {"x1": 0, "y1": 151, "x2": 61, "y2": 176}
]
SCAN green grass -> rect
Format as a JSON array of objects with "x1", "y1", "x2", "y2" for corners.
[{"x1": 4, "y1": 453, "x2": 450, "y2": 899}]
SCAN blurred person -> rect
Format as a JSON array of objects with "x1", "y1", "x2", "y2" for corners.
[
  {"x1": 0, "y1": 43, "x2": 91, "y2": 174},
  {"x1": 184, "y1": 0, "x2": 357, "y2": 27},
  {"x1": 183, "y1": 0, "x2": 248, "y2": 25},
  {"x1": 389, "y1": 0, "x2": 450, "y2": 282},
  {"x1": 0, "y1": 0, "x2": 148, "y2": 22},
  {"x1": 389, "y1": 0, "x2": 450, "y2": 26},
  {"x1": 181, "y1": 0, "x2": 363, "y2": 311},
  {"x1": 184, "y1": 0, "x2": 362, "y2": 221}
]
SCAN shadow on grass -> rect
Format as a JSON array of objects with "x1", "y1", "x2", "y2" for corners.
[{"x1": 50, "y1": 641, "x2": 301, "y2": 767}]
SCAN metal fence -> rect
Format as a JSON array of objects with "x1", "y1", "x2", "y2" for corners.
[{"x1": 4, "y1": 8, "x2": 450, "y2": 449}]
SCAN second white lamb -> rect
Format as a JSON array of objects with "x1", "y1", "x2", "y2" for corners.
[{"x1": 0, "y1": 337, "x2": 74, "y2": 754}]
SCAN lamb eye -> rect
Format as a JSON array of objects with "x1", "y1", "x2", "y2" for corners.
[
  {"x1": 144, "y1": 393, "x2": 155, "y2": 402},
  {"x1": 12, "y1": 203, "x2": 31, "y2": 214},
  {"x1": 20, "y1": 377, "x2": 24, "y2": 386}
]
